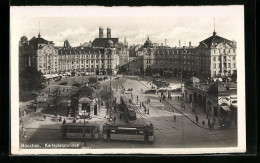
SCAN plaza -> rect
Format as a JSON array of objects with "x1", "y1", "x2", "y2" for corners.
[{"x1": 19, "y1": 75, "x2": 237, "y2": 148}]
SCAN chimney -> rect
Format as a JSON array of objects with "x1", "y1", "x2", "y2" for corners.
[
  {"x1": 99, "y1": 27, "x2": 103, "y2": 38},
  {"x1": 161, "y1": 43, "x2": 163, "y2": 47},
  {"x1": 189, "y1": 42, "x2": 191, "y2": 47},
  {"x1": 165, "y1": 39, "x2": 167, "y2": 46},
  {"x1": 107, "y1": 27, "x2": 111, "y2": 38},
  {"x1": 179, "y1": 40, "x2": 181, "y2": 47}
]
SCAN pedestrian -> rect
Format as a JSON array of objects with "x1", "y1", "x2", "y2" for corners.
[
  {"x1": 213, "y1": 117, "x2": 216, "y2": 123},
  {"x1": 212, "y1": 122, "x2": 215, "y2": 130},
  {"x1": 63, "y1": 118, "x2": 66, "y2": 124},
  {"x1": 178, "y1": 96, "x2": 179, "y2": 101},
  {"x1": 160, "y1": 98, "x2": 161, "y2": 103},
  {"x1": 43, "y1": 115, "x2": 46, "y2": 120},
  {"x1": 202, "y1": 120, "x2": 205, "y2": 126},
  {"x1": 174, "y1": 115, "x2": 176, "y2": 122},
  {"x1": 195, "y1": 115, "x2": 198, "y2": 124},
  {"x1": 144, "y1": 108, "x2": 146, "y2": 114},
  {"x1": 147, "y1": 108, "x2": 149, "y2": 114},
  {"x1": 22, "y1": 126, "x2": 26, "y2": 138},
  {"x1": 114, "y1": 117, "x2": 116, "y2": 123},
  {"x1": 208, "y1": 118, "x2": 211, "y2": 127},
  {"x1": 183, "y1": 105, "x2": 186, "y2": 111},
  {"x1": 72, "y1": 118, "x2": 76, "y2": 123},
  {"x1": 140, "y1": 102, "x2": 142, "y2": 107},
  {"x1": 54, "y1": 112, "x2": 57, "y2": 117},
  {"x1": 59, "y1": 116, "x2": 62, "y2": 122}
]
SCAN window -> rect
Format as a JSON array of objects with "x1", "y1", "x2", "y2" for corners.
[
  {"x1": 233, "y1": 56, "x2": 236, "y2": 60},
  {"x1": 218, "y1": 57, "x2": 221, "y2": 61},
  {"x1": 224, "y1": 63, "x2": 227, "y2": 68},
  {"x1": 233, "y1": 49, "x2": 236, "y2": 53},
  {"x1": 213, "y1": 71, "x2": 216, "y2": 76},
  {"x1": 213, "y1": 63, "x2": 216, "y2": 68},
  {"x1": 233, "y1": 63, "x2": 236, "y2": 68},
  {"x1": 228, "y1": 63, "x2": 231, "y2": 68},
  {"x1": 213, "y1": 57, "x2": 216, "y2": 61}
]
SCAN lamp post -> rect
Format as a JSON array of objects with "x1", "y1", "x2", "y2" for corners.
[{"x1": 83, "y1": 106, "x2": 86, "y2": 147}]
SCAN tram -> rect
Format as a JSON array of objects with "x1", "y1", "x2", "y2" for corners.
[
  {"x1": 60, "y1": 123, "x2": 100, "y2": 140},
  {"x1": 102, "y1": 123, "x2": 154, "y2": 142},
  {"x1": 120, "y1": 96, "x2": 137, "y2": 120}
]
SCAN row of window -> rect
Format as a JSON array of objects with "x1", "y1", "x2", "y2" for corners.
[
  {"x1": 212, "y1": 56, "x2": 236, "y2": 61},
  {"x1": 212, "y1": 63, "x2": 236, "y2": 69}
]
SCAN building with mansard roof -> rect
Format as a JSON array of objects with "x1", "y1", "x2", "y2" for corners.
[
  {"x1": 195, "y1": 30, "x2": 237, "y2": 78},
  {"x1": 19, "y1": 27, "x2": 126, "y2": 77}
]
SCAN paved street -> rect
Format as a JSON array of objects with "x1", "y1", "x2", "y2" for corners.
[{"x1": 20, "y1": 75, "x2": 237, "y2": 148}]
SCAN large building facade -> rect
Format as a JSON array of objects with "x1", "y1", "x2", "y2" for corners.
[
  {"x1": 142, "y1": 30, "x2": 237, "y2": 79},
  {"x1": 142, "y1": 37, "x2": 196, "y2": 77},
  {"x1": 194, "y1": 31, "x2": 237, "y2": 78},
  {"x1": 19, "y1": 27, "x2": 128, "y2": 76}
]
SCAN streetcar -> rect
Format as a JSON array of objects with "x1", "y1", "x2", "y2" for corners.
[
  {"x1": 102, "y1": 123, "x2": 154, "y2": 142},
  {"x1": 60, "y1": 123, "x2": 100, "y2": 140},
  {"x1": 120, "y1": 96, "x2": 137, "y2": 120}
]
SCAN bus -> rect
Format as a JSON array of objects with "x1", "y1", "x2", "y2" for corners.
[
  {"x1": 102, "y1": 123, "x2": 154, "y2": 142},
  {"x1": 60, "y1": 123, "x2": 100, "y2": 140}
]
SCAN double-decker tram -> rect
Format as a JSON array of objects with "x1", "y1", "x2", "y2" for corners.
[
  {"x1": 120, "y1": 96, "x2": 137, "y2": 120},
  {"x1": 102, "y1": 123, "x2": 154, "y2": 142},
  {"x1": 60, "y1": 123, "x2": 100, "y2": 140}
]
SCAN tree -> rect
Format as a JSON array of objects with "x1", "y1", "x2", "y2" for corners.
[
  {"x1": 52, "y1": 87, "x2": 62, "y2": 114},
  {"x1": 88, "y1": 77, "x2": 97, "y2": 85},
  {"x1": 19, "y1": 67, "x2": 45, "y2": 91}
]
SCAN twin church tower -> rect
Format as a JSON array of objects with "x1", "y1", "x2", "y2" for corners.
[{"x1": 99, "y1": 27, "x2": 111, "y2": 38}]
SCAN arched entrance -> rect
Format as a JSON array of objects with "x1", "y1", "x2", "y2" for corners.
[
  {"x1": 198, "y1": 94, "x2": 202, "y2": 106},
  {"x1": 193, "y1": 92, "x2": 198, "y2": 103}
]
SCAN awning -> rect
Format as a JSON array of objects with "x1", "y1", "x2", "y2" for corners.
[
  {"x1": 221, "y1": 105, "x2": 231, "y2": 111},
  {"x1": 52, "y1": 74, "x2": 59, "y2": 78},
  {"x1": 43, "y1": 74, "x2": 52, "y2": 79}
]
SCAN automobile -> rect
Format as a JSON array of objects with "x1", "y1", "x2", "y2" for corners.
[
  {"x1": 167, "y1": 85, "x2": 178, "y2": 91},
  {"x1": 145, "y1": 89, "x2": 157, "y2": 94},
  {"x1": 152, "y1": 73, "x2": 160, "y2": 78},
  {"x1": 157, "y1": 88, "x2": 167, "y2": 93},
  {"x1": 124, "y1": 91, "x2": 132, "y2": 94}
]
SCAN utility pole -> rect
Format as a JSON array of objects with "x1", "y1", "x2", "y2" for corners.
[
  {"x1": 83, "y1": 106, "x2": 86, "y2": 147},
  {"x1": 110, "y1": 68, "x2": 112, "y2": 118}
]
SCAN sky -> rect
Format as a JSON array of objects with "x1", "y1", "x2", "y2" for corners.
[{"x1": 12, "y1": 6, "x2": 244, "y2": 47}]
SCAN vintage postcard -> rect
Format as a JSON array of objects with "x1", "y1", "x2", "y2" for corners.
[{"x1": 10, "y1": 6, "x2": 246, "y2": 154}]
